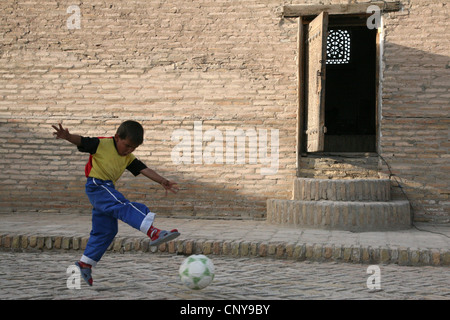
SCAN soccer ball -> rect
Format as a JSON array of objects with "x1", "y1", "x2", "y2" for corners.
[{"x1": 179, "y1": 254, "x2": 215, "y2": 290}]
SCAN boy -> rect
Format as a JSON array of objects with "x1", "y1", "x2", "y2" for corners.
[{"x1": 52, "y1": 120, "x2": 180, "y2": 286}]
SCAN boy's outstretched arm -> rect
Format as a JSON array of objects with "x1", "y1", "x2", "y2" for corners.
[
  {"x1": 140, "y1": 167, "x2": 179, "y2": 195},
  {"x1": 52, "y1": 123, "x2": 82, "y2": 146}
]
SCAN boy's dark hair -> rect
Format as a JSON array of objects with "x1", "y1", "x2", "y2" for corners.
[{"x1": 116, "y1": 120, "x2": 144, "y2": 145}]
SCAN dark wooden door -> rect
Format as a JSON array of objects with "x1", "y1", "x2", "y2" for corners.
[{"x1": 305, "y1": 12, "x2": 328, "y2": 152}]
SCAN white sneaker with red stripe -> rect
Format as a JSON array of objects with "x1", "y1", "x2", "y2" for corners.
[
  {"x1": 75, "y1": 261, "x2": 93, "y2": 286},
  {"x1": 148, "y1": 227, "x2": 180, "y2": 246}
]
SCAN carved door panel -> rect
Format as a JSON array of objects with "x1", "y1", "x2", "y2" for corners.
[{"x1": 305, "y1": 12, "x2": 328, "y2": 152}]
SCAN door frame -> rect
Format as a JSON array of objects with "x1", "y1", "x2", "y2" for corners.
[{"x1": 296, "y1": 12, "x2": 386, "y2": 176}]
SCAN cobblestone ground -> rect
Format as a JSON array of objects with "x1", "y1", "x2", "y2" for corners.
[{"x1": 0, "y1": 251, "x2": 448, "y2": 300}]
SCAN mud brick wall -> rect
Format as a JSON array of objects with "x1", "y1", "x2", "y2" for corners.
[
  {"x1": 380, "y1": 0, "x2": 449, "y2": 222},
  {"x1": 0, "y1": 0, "x2": 448, "y2": 223},
  {"x1": 0, "y1": 0, "x2": 297, "y2": 219}
]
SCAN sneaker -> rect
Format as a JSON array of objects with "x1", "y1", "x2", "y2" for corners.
[
  {"x1": 75, "y1": 261, "x2": 93, "y2": 286},
  {"x1": 149, "y1": 227, "x2": 180, "y2": 246}
]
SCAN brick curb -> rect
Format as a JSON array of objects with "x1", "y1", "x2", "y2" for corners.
[{"x1": 1, "y1": 233, "x2": 448, "y2": 266}]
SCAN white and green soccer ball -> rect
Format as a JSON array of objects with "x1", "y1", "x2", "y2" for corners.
[{"x1": 179, "y1": 254, "x2": 215, "y2": 290}]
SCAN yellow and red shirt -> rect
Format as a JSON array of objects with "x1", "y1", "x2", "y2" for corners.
[{"x1": 78, "y1": 137, "x2": 147, "y2": 185}]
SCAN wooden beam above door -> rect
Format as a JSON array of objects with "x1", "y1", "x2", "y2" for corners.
[{"x1": 283, "y1": 1, "x2": 401, "y2": 18}]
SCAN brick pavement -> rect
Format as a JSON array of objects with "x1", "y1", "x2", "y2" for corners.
[
  {"x1": 0, "y1": 251, "x2": 448, "y2": 300},
  {"x1": 0, "y1": 212, "x2": 449, "y2": 266}
]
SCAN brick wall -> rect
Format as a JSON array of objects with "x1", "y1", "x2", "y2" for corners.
[
  {"x1": 380, "y1": 0, "x2": 449, "y2": 222},
  {"x1": 0, "y1": 0, "x2": 297, "y2": 219},
  {"x1": 0, "y1": 0, "x2": 448, "y2": 223}
]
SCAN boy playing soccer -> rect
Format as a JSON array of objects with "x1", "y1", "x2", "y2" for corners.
[{"x1": 52, "y1": 120, "x2": 180, "y2": 286}]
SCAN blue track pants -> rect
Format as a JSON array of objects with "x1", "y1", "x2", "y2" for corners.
[{"x1": 80, "y1": 177, "x2": 155, "y2": 267}]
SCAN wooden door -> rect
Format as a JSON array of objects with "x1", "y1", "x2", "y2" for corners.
[{"x1": 304, "y1": 12, "x2": 328, "y2": 152}]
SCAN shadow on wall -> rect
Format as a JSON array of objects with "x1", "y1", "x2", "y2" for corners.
[
  {"x1": 0, "y1": 119, "x2": 276, "y2": 220},
  {"x1": 297, "y1": 40, "x2": 449, "y2": 223},
  {"x1": 0, "y1": 33, "x2": 448, "y2": 222},
  {"x1": 380, "y1": 42, "x2": 449, "y2": 223}
]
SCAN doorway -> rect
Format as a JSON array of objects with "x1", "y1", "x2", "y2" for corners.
[
  {"x1": 299, "y1": 13, "x2": 379, "y2": 154},
  {"x1": 324, "y1": 25, "x2": 377, "y2": 152}
]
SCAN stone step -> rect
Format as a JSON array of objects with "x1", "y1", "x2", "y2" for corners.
[
  {"x1": 298, "y1": 154, "x2": 380, "y2": 179},
  {"x1": 293, "y1": 178, "x2": 391, "y2": 202},
  {"x1": 266, "y1": 199, "x2": 411, "y2": 232}
]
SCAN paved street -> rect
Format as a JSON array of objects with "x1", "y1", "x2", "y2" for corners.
[{"x1": 0, "y1": 251, "x2": 448, "y2": 301}]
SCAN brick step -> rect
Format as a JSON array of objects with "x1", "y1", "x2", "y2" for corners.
[
  {"x1": 294, "y1": 178, "x2": 391, "y2": 202},
  {"x1": 266, "y1": 199, "x2": 411, "y2": 232},
  {"x1": 298, "y1": 154, "x2": 380, "y2": 179}
]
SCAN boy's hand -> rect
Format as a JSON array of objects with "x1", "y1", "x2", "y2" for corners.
[
  {"x1": 161, "y1": 179, "x2": 179, "y2": 196},
  {"x1": 52, "y1": 123, "x2": 82, "y2": 146},
  {"x1": 139, "y1": 168, "x2": 179, "y2": 196},
  {"x1": 52, "y1": 123, "x2": 71, "y2": 140}
]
